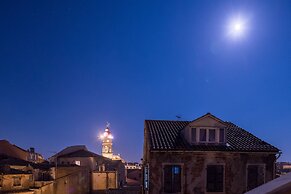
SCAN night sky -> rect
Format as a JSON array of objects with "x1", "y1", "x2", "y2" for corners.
[{"x1": 0, "y1": 1, "x2": 290, "y2": 162}]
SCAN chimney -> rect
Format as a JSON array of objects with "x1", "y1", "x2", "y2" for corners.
[{"x1": 29, "y1": 147, "x2": 35, "y2": 153}]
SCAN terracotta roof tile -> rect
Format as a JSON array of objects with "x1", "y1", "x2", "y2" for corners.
[{"x1": 145, "y1": 120, "x2": 279, "y2": 152}]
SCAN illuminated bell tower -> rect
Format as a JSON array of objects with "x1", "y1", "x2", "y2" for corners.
[{"x1": 100, "y1": 123, "x2": 113, "y2": 159}]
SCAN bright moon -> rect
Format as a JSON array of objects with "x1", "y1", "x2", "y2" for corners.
[{"x1": 227, "y1": 16, "x2": 248, "y2": 39}]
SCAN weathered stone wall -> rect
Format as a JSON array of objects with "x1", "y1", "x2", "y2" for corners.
[
  {"x1": 92, "y1": 171, "x2": 117, "y2": 191},
  {"x1": 33, "y1": 167, "x2": 90, "y2": 194},
  {"x1": 147, "y1": 151, "x2": 276, "y2": 194},
  {"x1": 0, "y1": 174, "x2": 32, "y2": 192}
]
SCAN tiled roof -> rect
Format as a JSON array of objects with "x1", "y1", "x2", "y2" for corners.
[
  {"x1": 0, "y1": 167, "x2": 32, "y2": 175},
  {"x1": 145, "y1": 119, "x2": 279, "y2": 152},
  {"x1": 58, "y1": 150, "x2": 100, "y2": 158},
  {"x1": 0, "y1": 154, "x2": 30, "y2": 166}
]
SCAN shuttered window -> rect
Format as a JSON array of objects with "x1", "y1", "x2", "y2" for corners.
[
  {"x1": 207, "y1": 165, "x2": 224, "y2": 192},
  {"x1": 163, "y1": 165, "x2": 182, "y2": 193},
  {"x1": 191, "y1": 128, "x2": 196, "y2": 143},
  {"x1": 200, "y1": 128, "x2": 207, "y2": 142},
  {"x1": 219, "y1": 128, "x2": 225, "y2": 143},
  {"x1": 247, "y1": 165, "x2": 265, "y2": 191},
  {"x1": 209, "y1": 129, "x2": 216, "y2": 142}
]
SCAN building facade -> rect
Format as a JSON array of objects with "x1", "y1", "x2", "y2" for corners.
[
  {"x1": 143, "y1": 113, "x2": 280, "y2": 194},
  {"x1": 0, "y1": 140, "x2": 44, "y2": 163},
  {"x1": 49, "y1": 145, "x2": 126, "y2": 192}
]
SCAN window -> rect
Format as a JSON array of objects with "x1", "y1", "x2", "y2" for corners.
[
  {"x1": 163, "y1": 165, "x2": 182, "y2": 193},
  {"x1": 219, "y1": 128, "x2": 225, "y2": 143},
  {"x1": 75, "y1": 160, "x2": 81, "y2": 166},
  {"x1": 208, "y1": 129, "x2": 216, "y2": 142},
  {"x1": 192, "y1": 128, "x2": 226, "y2": 143},
  {"x1": 247, "y1": 165, "x2": 265, "y2": 191},
  {"x1": 13, "y1": 177, "x2": 21, "y2": 187},
  {"x1": 191, "y1": 128, "x2": 196, "y2": 143},
  {"x1": 207, "y1": 165, "x2": 224, "y2": 192},
  {"x1": 200, "y1": 128, "x2": 207, "y2": 142}
]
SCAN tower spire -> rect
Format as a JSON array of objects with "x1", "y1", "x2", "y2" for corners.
[{"x1": 100, "y1": 123, "x2": 113, "y2": 159}]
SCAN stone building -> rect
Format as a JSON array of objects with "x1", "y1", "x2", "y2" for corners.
[
  {"x1": 0, "y1": 152, "x2": 52, "y2": 193},
  {"x1": 0, "y1": 140, "x2": 44, "y2": 163},
  {"x1": 276, "y1": 162, "x2": 291, "y2": 176},
  {"x1": 49, "y1": 145, "x2": 126, "y2": 192},
  {"x1": 0, "y1": 167, "x2": 33, "y2": 193},
  {"x1": 143, "y1": 113, "x2": 280, "y2": 194}
]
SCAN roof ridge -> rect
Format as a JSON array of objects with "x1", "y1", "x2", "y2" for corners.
[{"x1": 145, "y1": 119, "x2": 190, "y2": 122}]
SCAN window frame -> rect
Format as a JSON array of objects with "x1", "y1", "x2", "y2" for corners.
[
  {"x1": 162, "y1": 163, "x2": 184, "y2": 194},
  {"x1": 246, "y1": 163, "x2": 266, "y2": 191},
  {"x1": 13, "y1": 176, "x2": 21, "y2": 187},
  {"x1": 190, "y1": 127, "x2": 225, "y2": 144},
  {"x1": 205, "y1": 164, "x2": 225, "y2": 193},
  {"x1": 208, "y1": 129, "x2": 216, "y2": 142}
]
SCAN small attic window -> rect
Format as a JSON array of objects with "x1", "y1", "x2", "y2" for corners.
[
  {"x1": 219, "y1": 128, "x2": 225, "y2": 143},
  {"x1": 209, "y1": 129, "x2": 216, "y2": 142},
  {"x1": 200, "y1": 129, "x2": 207, "y2": 142},
  {"x1": 190, "y1": 127, "x2": 226, "y2": 144}
]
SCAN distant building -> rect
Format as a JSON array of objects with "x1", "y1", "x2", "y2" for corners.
[
  {"x1": 0, "y1": 140, "x2": 52, "y2": 194},
  {"x1": 125, "y1": 162, "x2": 142, "y2": 170},
  {"x1": 0, "y1": 140, "x2": 44, "y2": 163},
  {"x1": 99, "y1": 125, "x2": 125, "y2": 162},
  {"x1": 143, "y1": 113, "x2": 280, "y2": 194},
  {"x1": 125, "y1": 162, "x2": 142, "y2": 187},
  {"x1": 0, "y1": 166, "x2": 33, "y2": 193},
  {"x1": 49, "y1": 145, "x2": 126, "y2": 192},
  {"x1": 277, "y1": 162, "x2": 291, "y2": 176}
]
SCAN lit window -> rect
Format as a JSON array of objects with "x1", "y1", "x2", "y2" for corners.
[
  {"x1": 247, "y1": 165, "x2": 265, "y2": 191},
  {"x1": 163, "y1": 165, "x2": 182, "y2": 193},
  {"x1": 75, "y1": 161, "x2": 81, "y2": 166},
  {"x1": 200, "y1": 129, "x2": 207, "y2": 142},
  {"x1": 13, "y1": 177, "x2": 21, "y2": 187},
  {"x1": 207, "y1": 165, "x2": 224, "y2": 192}
]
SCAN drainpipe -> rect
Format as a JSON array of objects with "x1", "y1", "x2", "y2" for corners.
[{"x1": 274, "y1": 151, "x2": 282, "y2": 178}]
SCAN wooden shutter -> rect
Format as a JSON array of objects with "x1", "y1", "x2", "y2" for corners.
[
  {"x1": 219, "y1": 128, "x2": 225, "y2": 143},
  {"x1": 207, "y1": 165, "x2": 224, "y2": 192},
  {"x1": 247, "y1": 165, "x2": 259, "y2": 191},
  {"x1": 191, "y1": 128, "x2": 196, "y2": 143},
  {"x1": 172, "y1": 166, "x2": 182, "y2": 192},
  {"x1": 164, "y1": 165, "x2": 172, "y2": 192},
  {"x1": 163, "y1": 165, "x2": 182, "y2": 193}
]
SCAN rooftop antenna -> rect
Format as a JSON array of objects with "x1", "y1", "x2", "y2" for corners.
[{"x1": 106, "y1": 122, "x2": 110, "y2": 128}]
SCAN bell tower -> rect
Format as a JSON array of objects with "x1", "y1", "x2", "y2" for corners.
[{"x1": 100, "y1": 123, "x2": 113, "y2": 159}]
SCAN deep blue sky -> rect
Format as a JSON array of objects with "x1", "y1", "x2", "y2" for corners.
[{"x1": 0, "y1": 1, "x2": 290, "y2": 162}]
